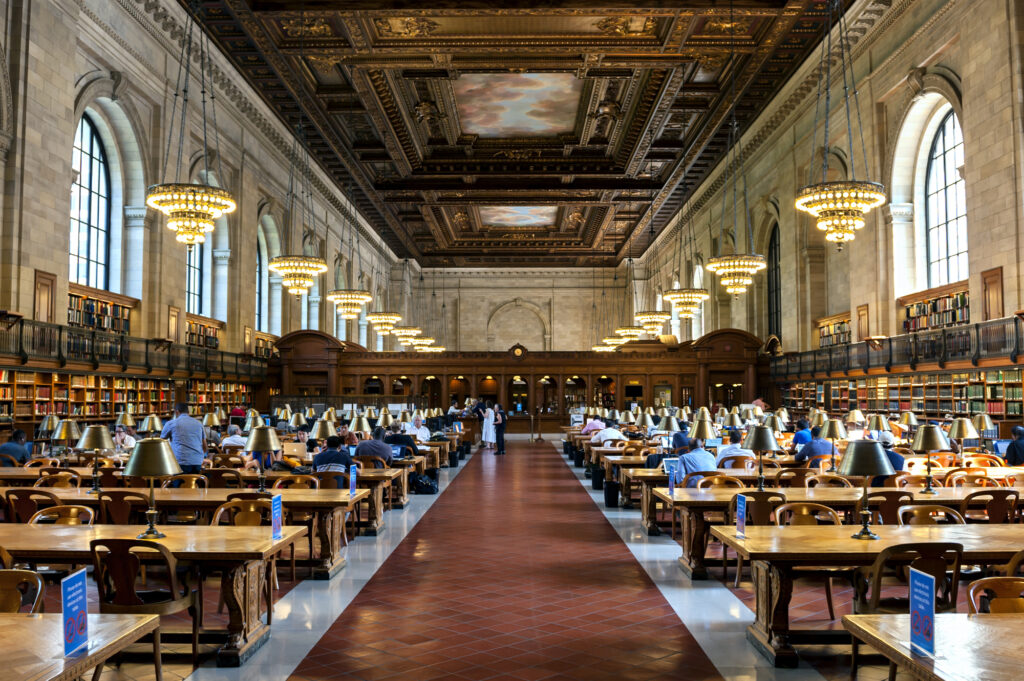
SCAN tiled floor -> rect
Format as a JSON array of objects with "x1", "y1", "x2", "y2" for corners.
[{"x1": 289, "y1": 441, "x2": 724, "y2": 681}]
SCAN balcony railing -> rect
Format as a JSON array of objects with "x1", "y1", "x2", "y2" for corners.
[
  {"x1": 771, "y1": 316, "x2": 1021, "y2": 380},
  {"x1": 0, "y1": 318, "x2": 267, "y2": 381}
]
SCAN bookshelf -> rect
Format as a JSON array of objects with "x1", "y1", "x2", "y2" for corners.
[
  {"x1": 185, "y1": 314, "x2": 223, "y2": 349},
  {"x1": 186, "y1": 379, "x2": 251, "y2": 412},
  {"x1": 67, "y1": 283, "x2": 137, "y2": 334},
  {"x1": 817, "y1": 311, "x2": 851, "y2": 348},
  {"x1": 897, "y1": 281, "x2": 969, "y2": 333},
  {"x1": 254, "y1": 332, "x2": 277, "y2": 360}
]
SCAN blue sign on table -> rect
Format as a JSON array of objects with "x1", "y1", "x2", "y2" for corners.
[
  {"x1": 668, "y1": 465, "x2": 675, "y2": 497},
  {"x1": 909, "y1": 567, "x2": 936, "y2": 656},
  {"x1": 735, "y1": 494, "x2": 747, "y2": 538},
  {"x1": 271, "y1": 494, "x2": 283, "y2": 540},
  {"x1": 61, "y1": 568, "x2": 89, "y2": 656},
  {"x1": 349, "y1": 464, "x2": 358, "y2": 496}
]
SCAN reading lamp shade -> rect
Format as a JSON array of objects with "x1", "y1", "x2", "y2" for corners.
[
  {"x1": 323, "y1": 408, "x2": 338, "y2": 423},
  {"x1": 380, "y1": 406, "x2": 391, "y2": 416},
  {"x1": 898, "y1": 412, "x2": 919, "y2": 427},
  {"x1": 308, "y1": 419, "x2": 335, "y2": 440},
  {"x1": 810, "y1": 412, "x2": 828, "y2": 428},
  {"x1": 725, "y1": 414, "x2": 744, "y2": 429},
  {"x1": 139, "y1": 415, "x2": 163, "y2": 433},
  {"x1": 743, "y1": 425, "x2": 782, "y2": 452},
  {"x1": 77, "y1": 424, "x2": 115, "y2": 451},
  {"x1": 216, "y1": 407, "x2": 228, "y2": 421},
  {"x1": 620, "y1": 411, "x2": 637, "y2": 425},
  {"x1": 124, "y1": 438, "x2": 181, "y2": 478},
  {"x1": 242, "y1": 415, "x2": 261, "y2": 433},
  {"x1": 115, "y1": 413, "x2": 136, "y2": 428},
  {"x1": 289, "y1": 413, "x2": 308, "y2": 429},
  {"x1": 398, "y1": 411, "x2": 411, "y2": 424},
  {"x1": 246, "y1": 408, "x2": 260, "y2": 420},
  {"x1": 644, "y1": 406, "x2": 655, "y2": 415},
  {"x1": 202, "y1": 413, "x2": 221, "y2": 427},
  {"x1": 753, "y1": 406, "x2": 765, "y2": 417},
  {"x1": 657, "y1": 407, "x2": 669, "y2": 418},
  {"x1": 638, "y1": 413, "x2": 656, "y2": 429},
  {"x1": 730, "y1": 406, "x2": 740, "y2": 415},
  {"x1": 279, "y1": 407, "x2": 293, "y2": 421},
  {"x1": 244, "y1": 425, "x2": 282, "y2": 453},
  {"x1": 741, "y1": 408, "x2": 755, "y2": 421},
  {"x1": 52, "y1": 419, "x2": 82, "y2": 442},
  {"x1": 607, "y1": 409, "x2": 621, "y2": 422},
  {"x1": 38, "y1": 414, "x2": 61, "y2": 432},
  {"x1": 378, "y1": 412, "x2": 395, "y2": 427},
  {"x1": 681, "y1": 406, "x2": 693, "y2": 416},
  {"x1": 837, "y1": 440, "x2": 894, "y2": 477},
  {"x1": 866, "y1": 414, "x2": 891, "y2": 432},
  {"x1": 689, "y1": 418, "x2": 717, "y2": 441},
  {"x1": 776, "y1": 408, "x2": 790, "y2": 423},
  {"x1": 600, "y1": 408, "x2": 610, "y2": 420},
  {"x1": 947, "y1": 417, "x2": 979, "y2": 441},
  {"x1": 820, "y1": 419, "x2": 848, "y2": 440},
  {"x1": 364, "y1": 407, "x2": 379, "y2": 419},
  {"x1": 972, "y1": 413, "x2": 996, "y2": 433},
  {"x1": 696, "y1": 407, "x2": 711, "y2": 420},
  {"x1": 303, "y1": 407, "x2": 316, "y2": 419},
  {"x1": 763, "y1": 414, "x2": 785, "y2": 433},
  {"x1": 660, "y1": 416, "x2": 682, "y2": 433},
  {"x1": 350, "y1": 416, "x2": 372, "y2": 434},
  {"x1": 911, "y1": 424, "x2": 950, "y2": 453},
  {"x1": 845, "y1": 409, "x2": 866, "y2": 424}
]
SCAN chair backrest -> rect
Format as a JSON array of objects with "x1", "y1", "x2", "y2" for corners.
[
  {"x1": 806, "y1": 474, "x2": 853, "y2": 488},
  {"x1": 859, "y1": 542, "x2": 963, "y2": 613},
  {"x1": 161, "y1": 473, "x2": 208, "y2": 489},
  {"x1": 897, "y1": 504, "x2": 966, "y2": 525},
  {"x1": 23, "y1": 459, "x2": 59, "y2": 469},
  {"x1": 97, "y1": 467, "x2": 119, "y2": 488},
  {"x1": 354, "y1": 455, "x2": 387, "y2": 470},
  {"x1": 1003, "y1": 549, "x2": 1024, "y2": 576},
  {"x1": 0, "y1": 569, "x2": 44, "y2": 613},
  {"x1": 774, "y1": 502, "x2": 840, "y2": 526},
  {"x1": 894, "y1": 474, "x2": 930, "y2": 488},
  {"x1": 211, "y1": 454, "x2": 244, "y2": 469},
  {"x1": 696, "y1": 475, "x2": 744, "y2": 489},
  {"x1": 272, "y1": 474, "x2": 320, "y2": 489},
  {"x1": 760, "y1": 459, "x2": 782, "y2": 471},
  {"x1": 964, "y1": 454, "x2": 1003, "y2": 468},
  {"x1": 34, "y1": 469, "x2": 80, "y2": 488},
  {"x1": 960, "y1": 489, "x2": 1019, "y2": 523},
  {"x1": 211, "y1": 499, "x2": 274, "y2": 526},
  {"x1": 4, "y1": 489, "x2": 61, "y2": 523},
  {"x1": 680, "y1": 471, "x2": 721, "y2": 488},
  {"x1": 90, "y1": 538, "x2": 180, "y2": 607},
  {"x1": 718, "y1": 455, "x2": 755, "y2": 470},
  {"x1": 860, "y1": 491, "x2": 913, "y2": 525},
  {"x1": 313, "y1": 470, "x2": 348, "y2": 490},
  {"x1": 968, "y1": 577, "x2": 1024, "y2": 613},
  {"x1": 775, "y1": 468, "x2": 813, "y2": 487},
  {"x1": 204, "y1": 468, "x2": 244, "y2": 488},
  {"x1": 945, "y1": 468, "x2": 988, "y2": 487},
  {"x1": 27, "y1": 505, "x2": 94, "y2": 525},
  {"x1": 0, "y1": 454, "x2": 20, "y2": 467},
  {"x1": 98, "y1": 491, "x2": 150, "y2": 524},
  {"x1": 903, "y1": 456, "x2": 929, "y2": 471},
  {"x1": 221, "y1": 445, "x2": 244, "y2": 457},
  {"x1": 731, "y1": 491, "x2": 787, "y2": 525}
]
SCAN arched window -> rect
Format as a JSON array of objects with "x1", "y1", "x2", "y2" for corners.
[
  {"x1": 766, "y1": 224, "x2": 781, "y2": 339},
  {"x1": 925, "y1": 111, "x2": 967, "y2": 286},
  {"x1": 691, "y1": 262, "x2": 705, "y2": 339},
  {"x1": 186, "y1": 244, "x2": 203, "y2": 315},
  {"x1": 255, "y1": 241, "x2": 264, "y2": 332},
  {"x1": 69, "y1": 115, "x2": 111, "y2": 289}
]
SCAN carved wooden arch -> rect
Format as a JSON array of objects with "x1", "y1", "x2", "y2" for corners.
[
  {"x1": 690, "y1": 327, "x2": 763, "y2": 351},
  {"x1": 486, "y1": 298, "x2": 549, "y2": 351},
  {"x1": 274, "y1": 329, "x2": 344, "y2": 352}
]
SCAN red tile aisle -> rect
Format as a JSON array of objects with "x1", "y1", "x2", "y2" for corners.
[{"x1": 289, "y1": 441, "x2": 724, "y2": 681}]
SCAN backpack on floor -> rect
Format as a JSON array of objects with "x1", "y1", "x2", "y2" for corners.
[{"x1": 410, "y1": 473, "x2": 438, "y2": 495}]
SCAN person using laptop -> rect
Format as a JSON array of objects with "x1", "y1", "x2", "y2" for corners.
[
  {"x1": 357, "y1": 426, "x2": 394, "y2": 464},
  {"x1": 404, "y1": 415, "x2": 431, "y2": 442},
  {"x1": 313, "y1": 436, "x2": 356, "y2": 487},
  {"x1": 680, "y1": 439, "x2": 716, "y2": 487},
  {"x1": 1004, "y1": 426, "x2": 1024, "y2": 466},
  {"x1": 384, "y1": 422, "x2": 418, "y2": 458},
  {"x1": 714, "y1": 430, "x2": 753, "y2": 465}
]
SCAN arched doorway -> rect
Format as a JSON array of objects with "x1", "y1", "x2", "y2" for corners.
[
  {"x1": 478, "y1": 375, "x2": 498, "y2": 404},
  {"x1": 448, "y1": 376, "x2": 470, "y2": 408},
  {"x1": 538, "y1": 376, "x2": 558, "y2": 414},
  {"x1": 507, "y1": 376, "x2": 528, "y2": 415},
  {"x1": 421, "y1": 376, "x2": 441, "y2": 408},
  {"x1": 595, "y1": 376, "x2": 615, "y2": 409},
  {"x1": 565, "y1": 376, "x2": 586, "y2": 412},
  {"x1": 392, "y1": 376, "x2": 413, "y2": 397},
  {"x1": 363, "y1": 377, "x2": 383, "y2": 395}
]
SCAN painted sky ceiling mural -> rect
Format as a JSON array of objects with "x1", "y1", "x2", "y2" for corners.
[{"x1": 453, "y1": 74, "x2": 583, "y2": 138}]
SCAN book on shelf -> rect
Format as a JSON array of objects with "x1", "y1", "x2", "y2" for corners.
[{"x1": 902, "y1": 290, "x2": 969, "y2": 333}]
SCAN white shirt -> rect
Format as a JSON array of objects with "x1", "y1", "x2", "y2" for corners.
[
  {"x1": 114, "y1": 433, "x2": 136, "y2": 450},
  {"x1": 405, "y1": 424, "x2": 430, "y2": 442},
  {"x1": 715, "y1": 444, "x2": 754, "y2": 466},
  {"x1": 221, "y1": 434, "x2": 247, "y2": 447},
  {"x1": 591, "y1": 427, "x2": 627, "y2": 444}
]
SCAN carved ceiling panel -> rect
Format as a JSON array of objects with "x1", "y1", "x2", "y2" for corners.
[{"x1": 193, "y1": 0, "x2": 847, "y2": 266}]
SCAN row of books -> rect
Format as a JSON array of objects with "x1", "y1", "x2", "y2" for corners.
[
  {"x1": 67, "y1": 294, "x2": 131, "y2": 334},
  {"x1": 902, "y1": 291, "x2": 969, "y2": 332}
]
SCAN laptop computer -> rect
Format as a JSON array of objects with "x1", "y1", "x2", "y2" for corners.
[
  {"x1": 282, "y1": 442, "x2": 306, "y2": 459},
  {"x1": 662, "y1": 458, "x2": 680, "y2": 476},
  {"x1": 705, "y1": 438, "x2": 722, "y2": 449},
  {"x1": 391, "y1": 445, "x2": 406, "y2": 460},
  {"x1": 659, "y1": 435, "x2": 672, "y2": 449},
  {"x1": 993, "y1": 439, "x2": 1012, "y2": 456}
]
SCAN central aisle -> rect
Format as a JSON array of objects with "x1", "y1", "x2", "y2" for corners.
[{"x1": 289, "y1": 441, "x2": 723, "y2": 681}]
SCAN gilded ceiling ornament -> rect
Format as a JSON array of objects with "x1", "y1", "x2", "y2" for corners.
[
  {"x1": 703, "y1": 17, "x2": 753, "y2": 35},
  {"x1": 491, "y1": 149, "x2": 541, "y2": 160},
  {"x1": 281, "y1": 18, "x2": 333, "y2": 38},
  {"x1": 375, "y1": 17, "x2": 441, "y2": 38},
  {"x1": 307, "y1": 56, "x2": 344, "y2": 73},
  {"x1": 565, "y1": 209, "x2": 584, "y2": 229},
  {"x1": 452, "y1": 210, "x2": 470, "y2": 229},
  {"x1": 594, "y1": 16, "x2": 657, "y2": 37},
  {"x1": 589, "y1": 100, "x2": 621, "y2": 125},
  {"x1": 414, "y1": 100, "x2": 445, "y2": 124}
]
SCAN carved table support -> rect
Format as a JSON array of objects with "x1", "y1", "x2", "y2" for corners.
[
  {"x1": 640, "y1": 481, "x2": 661, "y2": 535},
  {"x1": 311, "y1": 506, "x2": 348, "y2": 580},
  {"x1": 218, "y1": 559, "x2": 270, "y2": 667},
  {"x1": 747, "y1": 560, "x2": 799, "y2": 668},
  {"x1": 678, "y1": 509, "x2": 710, "y2": 580}
]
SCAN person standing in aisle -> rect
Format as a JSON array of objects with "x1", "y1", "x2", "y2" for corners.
[
  {"x1": 161, "y1": 403, "x2": 206, "y2": 474},
  {"x1": 494, "y1": 403, "x2": 507, "y2": 455},
  {"x1": 481, "y1": 400, "x2": 496, "y2": 451}
]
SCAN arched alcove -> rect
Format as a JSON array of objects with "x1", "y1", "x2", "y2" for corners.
[{"x1": 486, "y1": 299, "x2": 548, "y2": 351}]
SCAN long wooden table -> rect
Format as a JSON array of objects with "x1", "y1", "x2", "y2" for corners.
[
  {"x1": 0, "y1": 486, "x2": 366, "y2": 579},
  {"x1": 655, "y1": 485, "x2": 1024, "y2": 580},
  {"x1": 842, "y1": 613, "x2": 1023, "y2": 681},
  {"x1": 711, "y1": 524, "x2": 1024, "y2": 667},
  {"x1": 0, "y1": 524, "x2": 306, "y2": 666},
  {"x1": 3, "y1": 613, "x2": 160, "y2": 681}
]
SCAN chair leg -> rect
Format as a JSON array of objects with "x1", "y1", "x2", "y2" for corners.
[
  {"x1": 825, "y1": 576, "x2": 836, "y2": 621},
  {"x1": 734, "y1": 556, "x2": 744, "y2": 588},
  {"x1": 91, "y1": 662, "x2": 104, "y2": 681},
  {"x1": 850, "y1": 638, "x2": 859, "y2": 679},
  {"x1": 887, "y1": 661, "x2": 897, "y2": 681},
  {"x1": 189, "y1": 603, "x2": 198, "y2": 666},
  {"x1": 151, "y1": 626, "x2": 163, "y2": 681},
  {"x1": 265, "y1": 558, "x2": 275, "y2": 625}
]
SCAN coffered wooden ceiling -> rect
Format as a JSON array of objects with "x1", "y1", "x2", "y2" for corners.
[{"x1": 192, "y1": 1, "x2": 846, "y2": 267}]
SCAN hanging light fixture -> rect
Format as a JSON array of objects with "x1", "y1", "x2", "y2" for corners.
[
  {"x1": 326, "y1": 189, "x2": 373, "y2": 318},
  {"x1": 663, "y1": 200, "x2": 709, "y2": 317},
  {"x1": 705, "y1": 1, "x2": 765, "y2": 297},
  {"x1": 367, "y1": 257, "x2": 401, "y2": 335},
  {"x1": 634, "y1": 310, "x2": 671, "y2": 337},
  {"x1": 146, "y1": 1, "x2": 236, "y2": 247},
  {"x1": 794, "y1": 0, "x2": 885, "y2": 247},
  {"x1": 392, "y1": 325, "x2": 422, "y2": 345}
]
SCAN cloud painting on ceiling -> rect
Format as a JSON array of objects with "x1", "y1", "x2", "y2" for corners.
[
  {"x1": 478, "y1": 206, "x2": 558, "y2": 227},
  {"x1": 453, "y1": 73, "x2": 582, "y2": 137}
]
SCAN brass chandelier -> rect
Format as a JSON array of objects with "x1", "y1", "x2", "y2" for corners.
[
  {"x1": 634, "y1": 310, "x2": 671, "y2": 336},
  {"x1": 327, "y1": 191, "x2": 373, "y2": 319},
  {"x1": 663, "y1": 204, "x2": 709, "y2": 317},
  {"x1": 366, "y1": 257, "x2": 401, "y2": 335},
  {"x1": 794, "y1": 0, "x2": 885, "y2": 247},
  {"x1": 392, "y1": 325, "x2": 422, "y2": 345},
  {"x1": 146, "y1": 2, "x2": 236, "y2": 247}
]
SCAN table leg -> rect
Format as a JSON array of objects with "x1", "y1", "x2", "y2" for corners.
[
  {"x1": 678, "y1": 510, "x2": 710, "y2": 580},
  {"x1": 311, "y1": 506, "x2": 348, "y2": 580},
  {"x1": 392, "y1": 468, "x2": 410, "y2": 508},
  {"x1": 360, "y1": 482, "x2": 386, "y2": 535},
  {"x1": 640, "y1": 483, "x2": 660, "y2": 535},
  {"x1": 620, "y1": 471, "x2": 633, "y2": 509},
  {"x1": 604, "y1": 459, "x2": 614, "y2": 483},
  {"x1": 218, "y1": 559, "x2": 270, "y2": 666},
  {"x1": 747, "y1": 560, "x2": 799, "y2": 668}
]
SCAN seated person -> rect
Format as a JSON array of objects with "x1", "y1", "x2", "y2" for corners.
[
  {"x1": 1006, "y1": 426, "x2": 1024, "y2": 466},
  {"x1": 715, "y1": 429, "x2": 753, "y2": 465},
  {"x1": 313, "y1": 435, "x2": 355, "y2": 473},
  {"x1": 788, "y1": 418, "x2": 812, "y2": 454},
  {"x1": 355, "y1": 426, "x2": 394, "y2": 465},
  {"x1": 671, "y1": 425, "x2": 690, "y2": 452},
  {"x1": 0, "y1": 429, "x2": 30, "y2": 466},
  {"x1": 205, "y1": 425, "x2": 222, "y2": 445},
  {"x1": 590, "y1": 424, "x2": 627, "y2": 444},
  {"x1": 337, "y1": 423, "x2": 359, "y2": 446},
  {"x1": 220, "y1": 424, "x2": 247, "y2": 447},
  {"x1": 680, "y1": 440, "x2": 716, "y2": 487},
  {"x1": 113, "y1": 425, "x2": 137, "y2": 450},
  {"x1": 581, "y1": 418, "x2": 605, "y2": 435},
  {"x1": 306, "y1": 438, "x2": 321, "y2": 456},
  {"x1": 872, "y1": 431, "x2": 904, "y2": 485},
  {"x1": 404, "y1": 416, "x2": 431, "y2": 442},
  {"x1": 243, "y1": 447, "x2": 282, "y2": 472},
  {"x1": 794, "y1": 426, "x2": 837, "y2": 463},
  {"x1": 384, "y1": 423, "x2": 417, "y2": 458}
]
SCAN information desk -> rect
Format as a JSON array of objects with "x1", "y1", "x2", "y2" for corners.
[
  {"x1": 0, "y1": 525, "x2": 306, "y2": 666},
  {"x1": 711, "y1": 524, "x2": 1024, "y2": 667},
  {"x1": 2, "y1": 613, "x2": 159, "y2": 681}
]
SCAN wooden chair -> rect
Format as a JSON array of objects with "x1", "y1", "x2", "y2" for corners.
[
  {"x1": 161, "y1": 474, "x2": 209, "y2": 523},
  {"x1": 602, "y1": 439, "x2": 628, "y2": 449},
  {"x1": 964, "y1": 453, "x2": 1003, "y2": 468},
  {"x1": 944, "y1": 467, "x2": 989, "y2": 486},
  {"x1": 90, "y1": 538, "x2": 199, "y2": 670},
  {"x1": 0, "y1": 569, "x2": 44, "y2": 613},
  {"x1": 894, "y1": 474, "x2": 931, "y2": 488},
  {"x1": 718, "y1": 455, "x2": 755, "y2": 470},
  {"x1": 775, "y1": 468, "x2": 814, "y2": 488},
  {"x1": 1002, "y1": 549, "x2": 1024, "y2": 576},
  {"x1": 0, "y1": 454, "x2": 21, "y2": 467},
  {"x1": 804, "y1": 454, "x2": 833, "y2": 471},
  {"x1": 34, "y1": 469, "x2": 80, "y2": 488},
  {"x1": 896, "y1": 504, "x2": 966, "y2": 525},
  {"x1": 696, "y1": 475, "x2": 744, "y2": 489},
  {"x1": 226, "y1": 491, "x2": 273, "y2": 501},
  {"x1": 857, "y1": 491, "x2": 913, "y2": 525},
  {"x1": 959, "y1": 489, "x2": 1019, "y2": 523},
  {"x1": 272, "y1": 475, "x2": 320, "y2": 580},
  {"x1": 27, "y1": 505, "x2": 94, "y2": 525},
  {"x1": 98, "y1": 490, "x2": 149, "y2": 524},
  {"x1": 724, "y1": 491, "x2": 786, "y2": 587},
  {"x1": 204, "y1": 468, "x2": 244, "y2": 488},
  {"x1": 967, "y1": 577, "x2": 1024, "y2": 613},
  {"x1": 210, "y1": 500, "x2": 278, "y2": 621},
  {"x1": 220, "y1": 445, "x2": 244, "y2": 459},
  {"x1": 679, "y1": 471, "x2": 721, "y2": 489},
  {"x1": 759, "y1": 459, "x2": 781, "y2": 472},
  {"x1": 5, "y1": 489, "x2": 61, "y2": 523},
  {"x1": 97, "y1": 466, "x2": 120, "y2": 488},
  {"x1": 851, "y1": 542, "x2": 963, "y2": 679},
  {"x1": 354, "y1": 455, "x2": 388, "y2": 470},
  {"x1": 211, "y1": 453, "x2": 244, "y2": 469},
  {"x1": 902, "y1": 456, "x2": 929, "y2": 471},
  {"x1": 23, "y1": 458, "x2": 59, "y2": 469},
  {"x1": 805, "y1": 474, "x2": 853, "y2": 488},
  {"x1": 773, "y1": 502, "x2": 847, "y2": 620}
]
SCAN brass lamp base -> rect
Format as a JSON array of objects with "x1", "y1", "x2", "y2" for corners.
[
  {"x1": 136, "y1": 526, "x2": 166, "y2": 539},
  {"x1": 851, "y1": 527, "x2": 880, "y2": 540}
]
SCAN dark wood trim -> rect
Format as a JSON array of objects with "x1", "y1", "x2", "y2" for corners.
[
  {"x1": 896, "y1": 279, "x2": 969, "y2": 308},
  {"x1": 67, "y1": 282, "x2": 140, "y2": 308}
]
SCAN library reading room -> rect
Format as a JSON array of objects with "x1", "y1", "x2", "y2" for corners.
[{"x1": 1, "y1": 0, "x2": 1021, "y2": 680}]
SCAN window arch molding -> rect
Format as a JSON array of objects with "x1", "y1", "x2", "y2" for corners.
[{"x1": 255, "y1": 206, "x2": 284, "y2": 336}]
